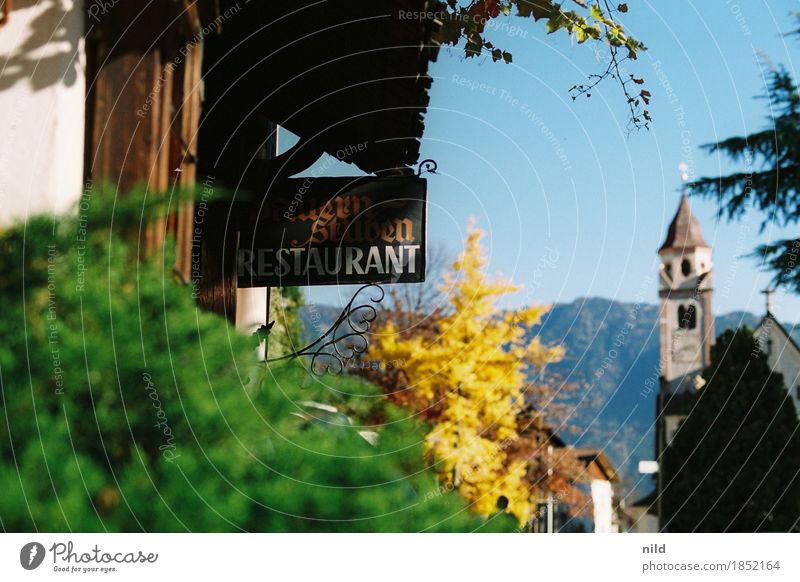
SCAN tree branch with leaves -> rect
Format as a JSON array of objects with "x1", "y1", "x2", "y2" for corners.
[{"x1": 438, "y1": 0, "x2": 650, "y2": 129}]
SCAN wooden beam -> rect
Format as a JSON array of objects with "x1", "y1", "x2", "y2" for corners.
[
  {"x1": 197, "y1": 201, "x2": 239, "y2": 323},
  {"x1": 85, "y1": 1, "x2": 209, "y2": 263},
  {"x1": 171, "y1": 41, "x2": 203, "y2": 282}
]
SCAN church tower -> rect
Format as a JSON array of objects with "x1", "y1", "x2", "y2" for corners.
[{"x1": 656, "y1": 190, "x2": 715, "y2": 452}]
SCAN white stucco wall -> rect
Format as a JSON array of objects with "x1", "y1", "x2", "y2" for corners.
[
  {"x1": 0, "y1": 0, "x2": 85, "y2": 226},
  {"x1": 236, "y1": 287, "x2": 268, "y2": 359}
]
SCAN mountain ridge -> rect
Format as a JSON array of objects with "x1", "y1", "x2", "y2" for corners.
[{"x1": 298, "y1": 297, "x2": 797, "y2": 496}]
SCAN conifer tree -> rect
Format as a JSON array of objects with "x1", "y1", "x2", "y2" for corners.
[
  {"x1": 662, "y1": 328, "x2": 800, "y2": 532},
  {"x1": 692, "y1": 15, "x2": 800, "y2": 292}
]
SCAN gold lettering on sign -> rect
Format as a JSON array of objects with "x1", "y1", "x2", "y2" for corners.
[{"x1": 291, "y1": 195, "x2": 416, "y2": 247}]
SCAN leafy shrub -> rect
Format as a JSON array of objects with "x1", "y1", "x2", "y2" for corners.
[{"x1": 0, "y1": 188, "x2": 514, "y2": 532}]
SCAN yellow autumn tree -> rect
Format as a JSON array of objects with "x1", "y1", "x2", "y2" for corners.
[{"x1": 370, "y1": 224, "x2": 564, "y2": 525}]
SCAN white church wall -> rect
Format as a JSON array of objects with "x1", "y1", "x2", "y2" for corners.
[
  {"x1": 659, "y1": 241, "x2": 713, "y2": 394},
  {"x1": 0, "y1": 0, "x2": 85, "y2": 227},
  {"x1": 659, "y1": 248, "x2": 712, "y2": 289},
  {"x1": 668, "y1": 304, "x2": 703, "y2": 380},
  {"x1": 691, "y1": 247, "x2": 713, "y2": 279},
  {"x1": 757, "y1": 319, "x2": 800, "y2": 415}
]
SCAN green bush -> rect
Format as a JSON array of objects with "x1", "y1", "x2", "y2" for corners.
[{"x1": 0, "y1": 188, "x2": 514, "y2": 532}]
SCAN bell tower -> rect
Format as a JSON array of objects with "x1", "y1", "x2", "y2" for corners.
[{"x1": 656, "y1": 182, "x2": 714, "y2": 451}]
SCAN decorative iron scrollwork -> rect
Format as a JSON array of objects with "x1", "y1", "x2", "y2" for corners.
[
  {"x1": 416, "y1": 159, "x2": 438, "y2": 176},
  {"x1": 266, "y1": 283, "x2": 385, "y2": 375}
]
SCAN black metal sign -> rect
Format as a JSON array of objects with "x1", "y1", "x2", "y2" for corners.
[{"x1": 238, "y1": 176, "x2": 427, "y2": 287}]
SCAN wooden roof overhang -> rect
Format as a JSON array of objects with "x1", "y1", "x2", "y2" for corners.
[
  {"x1": 575, "y1": 448, "x2": 619, "y2": 483},
  {"x1": 201, "y1": 0, "x2": 441, "y2": 184}
]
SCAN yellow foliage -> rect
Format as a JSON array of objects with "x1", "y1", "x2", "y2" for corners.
[{"x1": 371, "y1": 225, "x2": 564, "y2": 525}]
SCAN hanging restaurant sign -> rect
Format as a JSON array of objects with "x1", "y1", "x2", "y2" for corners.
[{"x1": 238, "y1": 176, "x2": 427, "y2": 287}]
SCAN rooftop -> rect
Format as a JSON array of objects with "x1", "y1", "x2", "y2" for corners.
[{"x1": 659, "y1": 193, "x2": 709, "y2": 254}]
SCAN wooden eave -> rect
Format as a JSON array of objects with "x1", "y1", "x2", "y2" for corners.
[{"x1": 202, "y1": 0, "x2": 441, "y2": 178}]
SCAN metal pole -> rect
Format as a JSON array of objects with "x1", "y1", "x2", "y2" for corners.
[
  {"x1": 657, "y1": 393, "x2": 664, "y2": 532},
  {"x1": 547, "y1": 443, "x2": 555, "y2": 533}
]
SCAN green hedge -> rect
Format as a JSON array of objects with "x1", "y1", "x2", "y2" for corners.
[{"x1": 0, "y1": 188, "x2": 513, "y2": 532}]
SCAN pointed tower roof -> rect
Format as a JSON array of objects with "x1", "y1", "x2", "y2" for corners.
[{"x1": 659, "y1": 193, "x2": 709, "y2": 255}]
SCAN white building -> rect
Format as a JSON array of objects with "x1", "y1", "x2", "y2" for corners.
[
  {"x1": 656, "y1": 193, "x2": 715, "y2": 452},
  {"x1": 0, "y1": 0, "x2": 86, "y2": 226},
  {"x1": 755, "y1": 309, "x2": 800, "y2": 415},
  {"x1": 575, "y1": 449, "x2": 620, "y2": 533}
]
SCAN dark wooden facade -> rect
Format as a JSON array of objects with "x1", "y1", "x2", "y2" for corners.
[
  {"x1": 83, "y1": 0, "x2": 442, "y2": 320},
  {"x1": 84, "y1": 1, "x2": 214, "y2": 275}
]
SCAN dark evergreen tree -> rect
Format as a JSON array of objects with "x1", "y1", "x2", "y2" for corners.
[
  {"x1": 662, "y1": 328, "x2": 800, "y2": 532},
  {"x1": 692, "y1": 16, "x2": 800, "y2": 293}
]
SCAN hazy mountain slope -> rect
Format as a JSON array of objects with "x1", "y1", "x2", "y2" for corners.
[
  {"x1": 298, "y1": 298, "x2": 793, "y2": 496},
  {"x1": 525, "y1": 298, "x2": 660, "y2": 496}
]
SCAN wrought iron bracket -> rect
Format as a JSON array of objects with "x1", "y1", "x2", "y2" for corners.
[
  {"x1": 416, "y1": 159, "x2": 438, "y2": 176},
  {"x1": 265, "y1": 283, "x2": 385, "y2": 375}
]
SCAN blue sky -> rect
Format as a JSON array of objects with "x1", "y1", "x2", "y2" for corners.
[{"x1": 291, "y1": 1, "x2": 800, "y2": 323}]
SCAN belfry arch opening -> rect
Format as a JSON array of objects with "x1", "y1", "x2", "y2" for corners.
[{"x1": 678, "y1": 304, "x2": 697, "y2": 330}]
